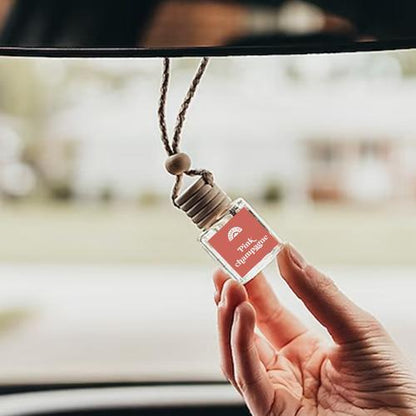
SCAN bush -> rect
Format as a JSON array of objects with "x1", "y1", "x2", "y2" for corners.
[
  {"x1": 99, "y1": 187, "x2": 114, "y2": 203},
  {"x1": 48, "y1": 181, "x2": 74, "y2": 201},
  {"x1": 262, "y1": 182, "x2": 284, "y2": 204}
]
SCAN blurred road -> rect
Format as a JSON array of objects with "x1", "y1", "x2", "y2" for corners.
[{"x1": 0, "y1": 264, "x2": 415, "y2": 384}]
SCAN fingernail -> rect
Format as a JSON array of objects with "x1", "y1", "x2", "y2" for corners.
[{"x1": 288, "y1": 244, "x2": 307, "y2": 270}]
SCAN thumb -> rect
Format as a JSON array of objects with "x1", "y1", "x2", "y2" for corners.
[{"x1": 277, "y1": 244, "x2": 383, "y2": 345}]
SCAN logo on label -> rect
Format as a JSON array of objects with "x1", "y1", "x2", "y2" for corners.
[
  {"x1": 228, "y1": 227, "x2": 243, "y2": 242},
  {"x1": 208, "y1": 208, "x2": 280, "y2": 279}
]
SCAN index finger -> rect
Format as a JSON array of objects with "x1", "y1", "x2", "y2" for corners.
[
  {"x1": 246, "y1": 272, "x2": 307, "y2": 349},
  {"x1": 213, "y1": 268, "x2": 307, "y2": 349}
]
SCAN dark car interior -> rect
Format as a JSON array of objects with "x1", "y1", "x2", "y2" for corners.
[
  {"x1": 39, "y1": 406, "x2": 249, "y2": 416},
  {"x1": 1, "y1": 0, "x2": 416, "y2": 55}
]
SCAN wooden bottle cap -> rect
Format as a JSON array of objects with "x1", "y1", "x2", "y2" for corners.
[
  {"x1": 181, "y1": 184, "x2": 212, "y2": 212},
  {"x1": 175, "y1": 178, "x2": 231, "y2": 230},
  {"x1": 188, "y1": 186, "x2": 221, "y2": 218},
  {"x1": 176, "y1": 177, "x2": 206, "y2": 206}
]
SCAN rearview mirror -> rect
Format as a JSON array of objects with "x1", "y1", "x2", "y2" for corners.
[{"x1": 1, "y1": 0, "x2": 416, "y2": 57}]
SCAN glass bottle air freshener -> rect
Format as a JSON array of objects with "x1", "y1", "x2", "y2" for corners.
[
  {"x1": 175, "y1": 177, "x2": 283, "y2": 284},
  {"x1": 158, "y1": 57, "x2": 283, "y2": 284}
]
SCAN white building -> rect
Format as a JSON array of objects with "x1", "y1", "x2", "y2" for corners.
[{"x1": 44, "y1": 56, "x2": 416, "y2": 203}]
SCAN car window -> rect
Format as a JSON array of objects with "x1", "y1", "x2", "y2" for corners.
[{"x1": 0, "y1": 53, "x2": 415, "y2": 385}]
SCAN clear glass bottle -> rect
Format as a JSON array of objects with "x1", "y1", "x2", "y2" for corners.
[
  {"x1": 176, "y1": 178, "x2": 283, "y2": 285},
  {"x1": 199, "y1": 198, "x2": 283, "y2": 284}
]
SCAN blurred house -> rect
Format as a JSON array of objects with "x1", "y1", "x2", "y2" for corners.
[
  {"x1": 40, "y1": 57, "x2": 416, "y2": 204},
  {"x1": 306, "y1": 138, "x2": 405, "y2": 203}
]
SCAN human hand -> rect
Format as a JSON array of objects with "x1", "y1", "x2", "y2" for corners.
[{"x1": 213, "y1": 243, "x2": 416, "y2": 415}]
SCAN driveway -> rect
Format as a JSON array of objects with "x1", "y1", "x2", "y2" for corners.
[{"x1": 0, "y1": 264, "x2": 415, "y2": 383}]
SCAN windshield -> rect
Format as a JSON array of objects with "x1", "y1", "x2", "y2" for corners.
[{"x1": 0, "y1": 53, "x2": 415, "y2": 385}]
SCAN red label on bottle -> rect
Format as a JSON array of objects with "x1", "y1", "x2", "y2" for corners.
[{"x1": 208, "y1": 208, "x2": 279, "y2": 278}]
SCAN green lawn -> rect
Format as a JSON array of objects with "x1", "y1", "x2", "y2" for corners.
[{"x1": 0, "y1": 201, "x2": 415, "y2": 266}]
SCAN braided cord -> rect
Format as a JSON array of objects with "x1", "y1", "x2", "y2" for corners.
[{"x1": 158, "y1": 58, "x2": 212, "y2": 207}]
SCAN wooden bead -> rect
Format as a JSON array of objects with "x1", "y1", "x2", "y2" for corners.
[{"x1": 165, "y1": 153, "x2": 191, "y2": 175}]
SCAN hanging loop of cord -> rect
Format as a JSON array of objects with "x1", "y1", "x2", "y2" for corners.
[{"x1": 158, "y1": 57, "x2": 213, "y2": 208}]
